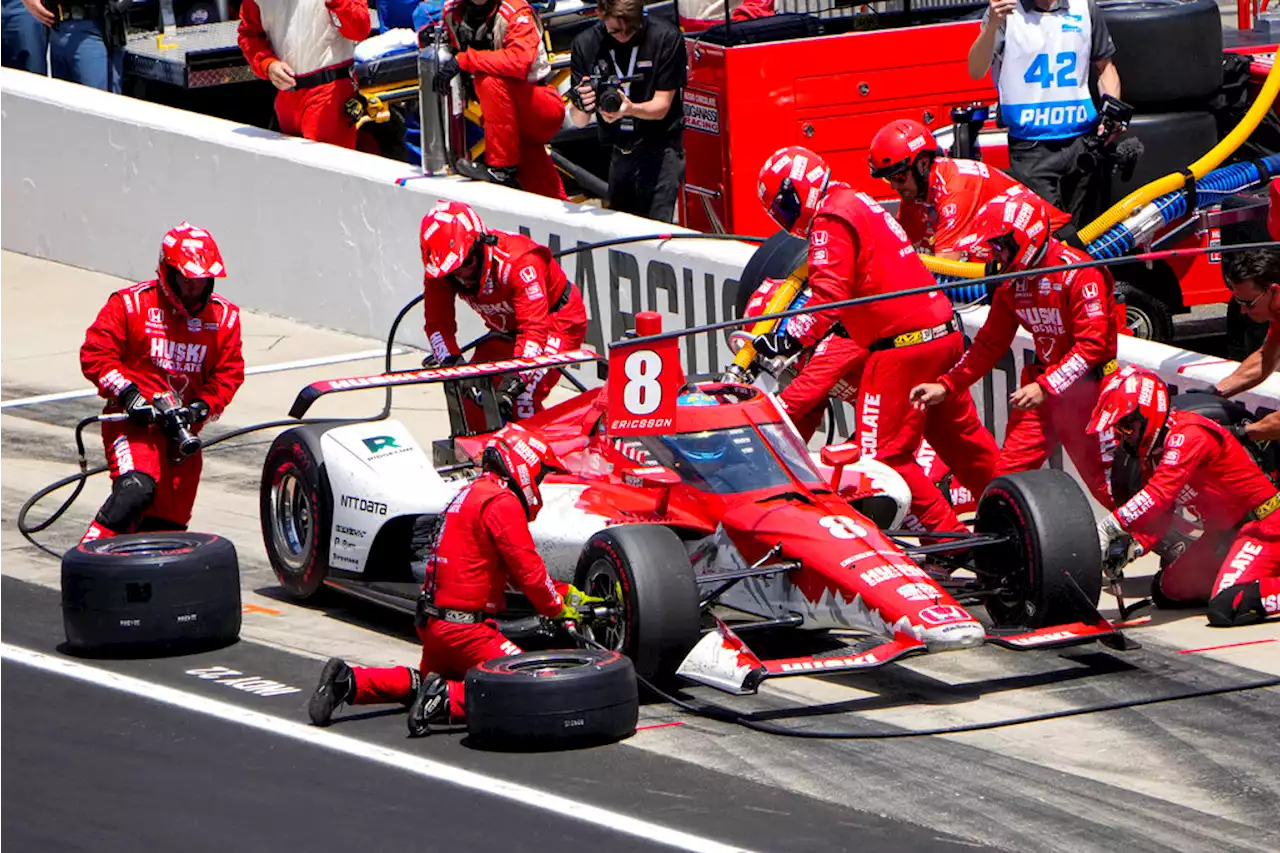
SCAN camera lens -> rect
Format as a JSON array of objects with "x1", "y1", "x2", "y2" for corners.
[{"x1": 598, "y1": 86, "x2": 623, "y2": 114}]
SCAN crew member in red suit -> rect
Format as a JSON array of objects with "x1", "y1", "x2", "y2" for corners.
[
  {"x1": 79, "y1": 223, "x2": 245, "y2": 542},
  {"x1": 238, "y1": 0, "x2": 371, "y2": 148},
  {"x1": 754, "y1": 146, "x2": 1000, "y2": 533},
  {"x1": 434, "y1": 0, "x2": 567, "y2": 199},
  {"x1": 909, "y1": 193, "x2": 1119, "y2": 508},
  {"x1": 869, "y1": 118, "x2": 1070, "y2": 256},
  {"x1": 419, "y1": 200, "x2": 587, "y2": 420},
  {"x1": 307, "y1": 424, "x2": 603, "y2": 734},
  {"x1": 1090, "y1": 366, "x2": 1280, "y2": 626}
]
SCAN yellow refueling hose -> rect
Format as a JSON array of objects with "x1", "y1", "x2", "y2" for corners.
[{"x1": 730, "y1": 265, "x2": 808, "y2": 372}]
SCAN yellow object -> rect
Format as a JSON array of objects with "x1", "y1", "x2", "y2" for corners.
[
  {"x1": 731, "y1": 265, "x2": 808, "y2": 372},
  {"x1": 921, "y1": 254, "x2": 984, "y2": 278},
  {"x1": 157, "y1": 34, "x2": 179, "y2": 50}
]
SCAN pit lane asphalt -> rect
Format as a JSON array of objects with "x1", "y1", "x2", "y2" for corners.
[{"x1": 0, "y1": 577, "x2": 985, "y2": 853}]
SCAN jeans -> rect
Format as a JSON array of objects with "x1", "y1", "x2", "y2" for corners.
[
  {"x1": 607, "y1": 138, "x2": 685, "y2": 223},
  {"x1": 2, "y1": 0, "x2": 48, "y2": 74},
  {"x1": 49, "y1": 16, "x2": 122, "y2": 93}
]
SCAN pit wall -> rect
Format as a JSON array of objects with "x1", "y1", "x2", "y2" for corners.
[{"x1": 4, "y1": 69, "x2": 1278, "y2": 449}]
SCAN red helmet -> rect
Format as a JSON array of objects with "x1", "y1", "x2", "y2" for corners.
[
  {"x1": 956, "y1": 191, "x2": 1052, "y2": 273},
  {"x1": 482, "y1": 423, "x2": 560, "y2": 521},
  {"x1": 758, "y1": 146, "x2": 831, "y2": 237},
  {"x1": 1086, "y1": 366, "x2": 1171, "y2": 461},
  {"x1": 157, "y1": 222, "x2": 225, "y2": 317},
  {"x1": 420, "y1": 200, "x2": 488, "y2": 280},
  {"x1": 868, "y1": 119, "x2": 941, "y2": 180}
]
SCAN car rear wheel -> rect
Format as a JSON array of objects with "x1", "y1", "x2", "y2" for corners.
[
  {"x1": 1116, "y1": 281, "x2": 1174, "y2": 343},
  {"x1": 575, "y1": 526, "x2": 700, "y2": 682},
  {"x1": 973, "y1": 470, "x2": 1103, "y2": 629},
  {"x1": 261, "y1": 428, "x2": 332, "y2": 599}
]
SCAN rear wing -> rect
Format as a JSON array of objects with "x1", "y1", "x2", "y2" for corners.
[{"x1": 287, "y1": 348, "x2": 601, "y2": 418}]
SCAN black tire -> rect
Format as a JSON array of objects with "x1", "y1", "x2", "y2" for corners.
[
  {"x1": 465, "y1": 649, "x2": 638, "y2": 748},
  {"x1": 1098, "y1": 1, "x2": 1223, "y2": 108},
  {"x1": 1170, "y1": 392, "x2": 1279, "y2": 478},
  {"x1": 1226, "y1": 298, "x2": 1270, "y2": 362},
  {"x1": 261, "y1": 426, "x2": 334, "y2": 598},
  {"x1": 735, "y1": 230, "x2": 808, "y2": 318},
  {"x1": 181, "y1": 1, "x2": 221, "y2": 25},
  {"x1": 574, "y1": 526, "x2": 700, "y2": 682},
  {"x1": 973, "y1": 470, "x2": 1103, "y2": 629},
  {"x1": 1116, "y1": 281, "x2": 1175, "y2": 343},
  {"x1": 1108, "y1": 112, "x2": 1220, "y2": 204},
  {"x1": 62, "y1": 533, "x2": 241, "y2": 652}
]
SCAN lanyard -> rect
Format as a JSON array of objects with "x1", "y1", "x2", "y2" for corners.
[{"x1": 610, "y1": 44, "x2": 638, "y2": 98}]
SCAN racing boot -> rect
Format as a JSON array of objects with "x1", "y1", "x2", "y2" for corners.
[
  {"x1": 308, "y1": 658, "x2": 356, "y2": 727},
  {"x1": 79, "y1": 520, "x2": 120, "y2": 544},
  {"x1": 455, "y1": 158, "x2": 520, "y2": 190},
  {"x1": 407, "y1": 672, "x2": 450, "y2": 738}
]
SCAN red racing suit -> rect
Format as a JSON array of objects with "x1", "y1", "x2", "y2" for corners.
[
  {"x1": 443, "y1": 0, "x2": 567, "y2": 199},
  {"x1": 939, "y1": 241, "x2": 1119, "y2": 509},
  {"x1": 349, "y1": 475, "x2": 567, "y2": 719},
  {"x1": 1106, "y1": 412, "x2": 1280, "y2": 616},
  {"x1": 80, "y1": 282, "x2": 245, "y2": 529},
  {"x1": 238, "y1": 0, "x2": 370, "y2": 149},
  {"x1": 897, "y1": 158, "x2": 1070, "y2": 254},
  {"x1": 794, "y1": 188, "x2": 1000, "y2": 532}
]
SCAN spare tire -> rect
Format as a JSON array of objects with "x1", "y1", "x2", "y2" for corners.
[
  {"x1": 62, "y1": 533, "x2": 241, "y2": 653},
  {"x1": 735, "y1": 230, "x2": 808, "y2": 318},
  {"x1": 465, "y1": 649, "x2": 639, "y2": 748},
  {"x1": 1109, "y1": 111, "x2": 1220, "y2": 203},
  {"x1": 1098, "y1": 0, "x2": 1223, "y2": 109}
]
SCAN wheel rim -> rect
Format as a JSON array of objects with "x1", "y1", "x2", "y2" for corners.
[
  {"x1": 270, "y1": 465, "x2": 313, "y2": 573},
  {"x1": 95, "y1": 538, "x2": 193, "y2": 557},
  {"x1": 582, "y1": 558, "x2": 628, "y2": 653},
  {"x1": 1126, "y1": 306, "x2": 1154, "y2": 340},
  {"x1": 506, "y1": 657, "x2": 594, "y2": 677},
  {"x1": 975, "y1": 498, "x2": 1036, "y2": 626}
]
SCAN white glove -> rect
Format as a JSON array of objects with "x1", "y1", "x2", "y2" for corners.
[{"x1": 1097, "y1": 513, "x2": 1125, "y2": 553}]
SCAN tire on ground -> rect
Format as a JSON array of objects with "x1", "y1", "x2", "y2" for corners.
[
  {"x1": 575, "y1": 525, "x2": 701, "y2": 682},
  {"x1": 1098, "y1": 0, "x2": 1223, "y2": 108},
  {"x1": 735, "y1": 230, "x2": 808, "y2": 318},
  {"x1": 1115, "y1": 280, "x2": 1175, "y2": 343},
  {"x1": 465, "y1": 649, "x2": 639, "y2": 748},
  {"x1": 973, "y1": 470, "x2": 1103, "y2": 629},
  {"x1": 260, "y1": 425, "x2": 335, "y2": 598},
  {"x1": 62, "y1": 532, "x2": 241, "y2": 652}
]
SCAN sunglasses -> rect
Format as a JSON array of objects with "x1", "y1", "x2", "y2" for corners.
[{"x1": 1234, "y1": 285, "x2": 1273, "y2": 309}]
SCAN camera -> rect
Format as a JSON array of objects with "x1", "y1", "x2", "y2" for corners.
[
  {"x1": 1076, "y1": 95, "x2": 1138, "y2": 176},
  {"x1": 576, "y1": 59, "x2": 640, "y2": 114},
  {"x1": 153, "y1": 391, "x2": 202, "y2": 461}
]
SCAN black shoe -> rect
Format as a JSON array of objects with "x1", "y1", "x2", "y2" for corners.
[
  {"x1": 455, "y1": 158, "x2": 519, "y2": 189},
  {"x1": 407, "y1": 673, "x2": 450, "y2": 738},
  {"x1": 308, "y1": 658, "x2": 355, "y2": 727}
]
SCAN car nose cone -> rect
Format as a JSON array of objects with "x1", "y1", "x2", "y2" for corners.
[{"x1": 920, "y1": 620, "x2": 986, "y2": 651}]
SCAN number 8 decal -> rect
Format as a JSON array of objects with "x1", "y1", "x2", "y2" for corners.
[{"x1": 623, "y1": 350, "x2": 663, "y2": 415}]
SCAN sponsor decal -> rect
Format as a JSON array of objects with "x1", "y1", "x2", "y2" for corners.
[
  {"x1": 859, "y1": 565, "x2": 901, "y2": 587},
  {"x1": 1015, "y1": 306, "x2": 1065, "y2": 336},
  {"x1": 1118, "y1": 489, "x2": 1155, "y2": 525},
  {"x1": 340, "y1": 494, "x2": 388, "y2": 515},
  {"x1": 811, "y1": 229, "x2": 829, "y2": 247},
  {"x1": 683, "y1": 89, "x2": 720, "y2": 135},
  {"x1": 918, "y1": 604, "x2": 969, "y2": 626},
  {"x1": 1219, "y1": 540, "x2": 1265, "y2": 588},
  {"x1": 1009, "y1": 630, "x2": 1076, "y2": 647},
  {"x1": 611, "y1": 416, "x2": 673, "y2": 430},
  {"x1": 185, "y1": 665, "x2": 302, "y2": 697},
  {"x1": 335, "y1": 524, "x2": 366, "y2": 538},
  {"x1": 896, "y1": 582, "x2": 939, "y2": 602},
  {"x1": 1082, "y1": 282, "x2": 1099, "y2": 299},
  {"x1": 360, "y1": 435, "x2": 413, "y2": 458},
  {"x1": 149, "y1": 338, "x2": 207, "y2": 373},
  {"x1": 1162, "y1": 449, "x2": 1180, "y2": 465},
  {"x1": 860, "y1": 394, "x2": 881, "y2": 457},
  {"x1": 187, "y1": 318, "x2": 203, "y2": 333},
  {"x1": 1168, "y1": 434, "x2": 1185, "y2": 448}
]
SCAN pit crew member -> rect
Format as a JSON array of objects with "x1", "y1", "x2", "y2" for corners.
[
  {"x1": 435, "y1": 0, "x2": 567, "y2": 199},
  {"x1": 909, "y1": 193, "x2": 1118, "y2": 509},
  {"x1": 755, "y1": 145, "x2": 1000, "y2": 533},
  {"x1": 79, "y1": 223, "x2": 245, "y2": 542},
  {"x1": 1204, "y1": 248, "x2": 1280, "y2": 443},
  {"x1": 1090, "y1": 367, "x2": 1280, "y2": 626},
  {"x1": 307, "y1": 424, "x2": 604, "y2": 734},
  {"x1": 868, "y1": 118, "x2": 1069, "y2": 255},
  {"x1": 967, "y1": 0, "x2": 1121, "y2": 224},
  {"x1": 238, "y1": 0, "x2": 371, "y2": 149},
  {"x1": 419, "y1": 200, "x2": 588, "y2": 420}
]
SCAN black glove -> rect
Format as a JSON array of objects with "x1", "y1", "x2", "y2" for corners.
[
  {"x1": 1185, "y1": 386, "x2": 1224, "y2": 397},
  {"x1": 432, "y1": 57, "x2": 460, "y2": 96},
  {"x1": 753, "y1": 330, "x2": 803, "y2": 360},
  {"x1": 1229, "y1": 422, "x2": 1253, "y2": 443},
  {"x1": 497, "y1": 375, "x2": 526, "y2": 421},
  {"x1": 118, "y1": 385, "x2": 157, "y2": 426},
  {"x1": 188, "y1": 400, "x2": 211, "y2": 424},
  {"x1": 422, "y1": 352, "x2": 465, "y2": 369}
]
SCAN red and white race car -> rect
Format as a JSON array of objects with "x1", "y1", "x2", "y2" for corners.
[{"x1": 261, "y1": 326, "x2": 1123, "y2": 693}]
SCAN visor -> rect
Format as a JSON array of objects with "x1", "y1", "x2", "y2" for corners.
[{"x1": 769, "y1": 178, "x2": 802, "y2": 232}]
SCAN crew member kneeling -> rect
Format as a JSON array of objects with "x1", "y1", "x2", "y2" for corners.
[
  {"x1": 79, "y1": 224, "x2": 245, "y2": 542},
  {"x1": 1090, "y1": 367, "x2": 1280, "y2": 627},
  {"x1": 419, "y1": 200, "x2": 588, "y2": 420},
  {"x1": 307, "y1": 424, "x2": 603, "y2": 734}
]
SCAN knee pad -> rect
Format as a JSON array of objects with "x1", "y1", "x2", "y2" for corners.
[
  {"x1": 94, "y1": 471, "x2": 156, "y2": 533},
  {"x1": 1207, "y1": 582, "x2": 1266, "y2": 627}
]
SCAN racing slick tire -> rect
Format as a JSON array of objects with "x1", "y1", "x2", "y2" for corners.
[
  {"x1": 973, "y1": 470, "x2": 1104, "y2": 629},
  {"x1": 61, "y1": 533, "x2": 241, "y2": 653},
  {"x1": 1098, "y1": 0, "x2": 1223, "y2": 108},
  {"x1": 464, "y1": 649, "x2": 639, "y2": 748},
  {"x1": 1170, "y1": 392, "x2": 1279, "y2": 478},
  {"x1": 261, "y1": 425, "x2": 335, "y2": 599},
  {"x1": 1115, "y1": 281, "x2": 1175, "y2": 343},
  {"x1": 1110, "y1": 112, "x2": 1220, "y2": 203},
  {"x1": 575, "y1": 525, "x2": 701, "y2": 682},
  {"x1": 735, "y1": 231, "x2": 809, "y2": 318}
]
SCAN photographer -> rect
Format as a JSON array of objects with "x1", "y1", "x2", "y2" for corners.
[
  {"x1": 79, "y1": 224, "x2": 245, "y2": 543},
  {"x1": 569, "y1": 0, "x2": 687, "y2": 222},
  {"x1": 14, "y1": 0, "x2": 128, "y2": 92},
  {"x1": 968, "y1": 0, "x2": 1122, "y2": 226}
]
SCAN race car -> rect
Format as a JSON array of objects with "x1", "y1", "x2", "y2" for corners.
[{"x1": 259, "y1": 325, "x2": 1123, "y2": 692}]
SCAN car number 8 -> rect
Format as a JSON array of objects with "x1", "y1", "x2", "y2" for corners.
[
  {"x1": 623, "y1": 349, "x2": 663, "y2": 415},
  {"x1": 820, "y1": 515, "x2": 867, "y2": 539}
]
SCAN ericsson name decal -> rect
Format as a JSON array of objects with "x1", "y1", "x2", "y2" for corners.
[{"x1": 341, "y1": 495, "x2": 388, "y2": 515}]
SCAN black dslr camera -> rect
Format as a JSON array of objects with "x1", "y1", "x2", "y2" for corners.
[
  {"x1": 575, "y1": 59, "x2": 641, "y2": 114},
  {"x1": 153, "y1": 391, "x2": 202, "y2": 462},
  {"x1": 1077, "y1": 95, "x2": 1139, "y2": 178}
]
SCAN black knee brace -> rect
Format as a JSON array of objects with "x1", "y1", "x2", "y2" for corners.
[
  {"x1": 1207, "y1": 582, "x2": 1266, "y2": 627},
  {"x1": 94, "y1": 471, "x2": 156, "y2": 533}
]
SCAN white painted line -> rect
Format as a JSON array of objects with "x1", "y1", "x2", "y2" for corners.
[
  {"x1": 1, "y1": 643, "x2": 754, "y2": 853},
  {"x1": 0, "y1": 347, "x2": 413, "y2": 410}
]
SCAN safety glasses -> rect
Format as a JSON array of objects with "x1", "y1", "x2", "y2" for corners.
[{"x1": 1234, "y1": 284, "x2": 1274, "y2": 310}]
